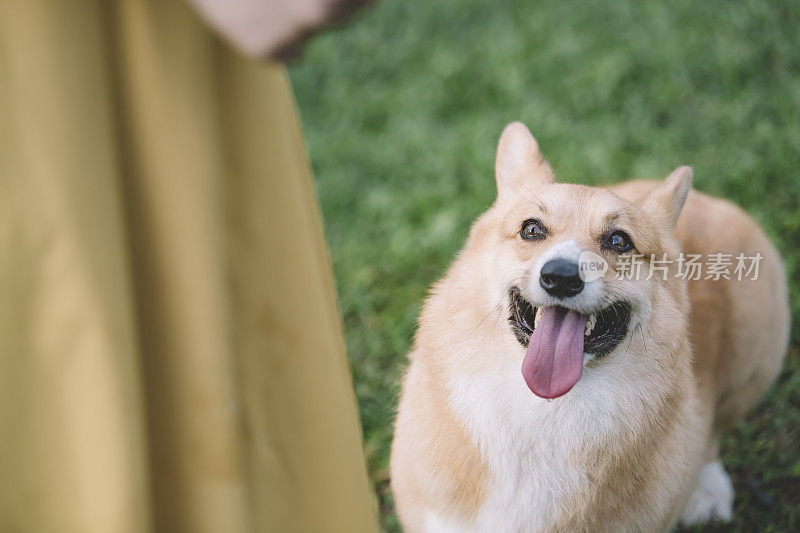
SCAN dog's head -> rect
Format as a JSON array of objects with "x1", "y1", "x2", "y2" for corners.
[{"x1": 465, "y1": 122, "x2": 692, "y2": 399}]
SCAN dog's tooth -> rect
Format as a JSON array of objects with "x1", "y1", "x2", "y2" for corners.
[
  {"x1": 584, "y1": 314, "x2": 596, "y2": 337},
  {"x1": 534, "y1": 307, "x2": 543, "y2": 329}
]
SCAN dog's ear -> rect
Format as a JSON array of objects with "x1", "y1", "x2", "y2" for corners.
[
  {"x1": 640, "y1": 166, "x2": 693, "y2": 229},
  {"x1": 495, "y1": 122, "x2": 555, "y2": 201}
]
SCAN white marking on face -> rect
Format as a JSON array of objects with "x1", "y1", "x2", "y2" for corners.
[{"x1": 526, "y1": 240, "x2": 605, "y2": 313}]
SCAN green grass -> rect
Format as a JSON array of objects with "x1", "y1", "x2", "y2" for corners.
[{"x1": 289, "y1": 0, "x2": 800, "y2": 529}]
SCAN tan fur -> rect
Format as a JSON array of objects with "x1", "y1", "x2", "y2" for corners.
[
  {"x1": 611, "y1": 180, "x2": 790, "y2": 439},
  {"x1": 391, "y1": 353, "x2": 490, "y2": 529},
  {"x1": 390, "y1": 123, "x2": 789, "y2": 532}
]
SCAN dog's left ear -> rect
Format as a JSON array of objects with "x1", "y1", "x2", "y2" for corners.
[
  {"x1": 495, "y1": 122, "x2": 555, "y2": 202},
  {"x1": 640, "y1": 166, "x2": 693, "y2": 229}
]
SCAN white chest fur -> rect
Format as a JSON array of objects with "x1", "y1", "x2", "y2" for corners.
[{"x1": 436, "y1": 354, "x2": 676, "y2": 533}]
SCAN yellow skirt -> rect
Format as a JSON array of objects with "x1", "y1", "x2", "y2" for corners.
[{"x1": 0, "y1": 1, "x2": 377, "y2": 532}]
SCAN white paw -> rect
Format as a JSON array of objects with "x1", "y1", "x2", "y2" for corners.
[{"x1": 680, "y1": 460, "x2": 734, "y2": 526}]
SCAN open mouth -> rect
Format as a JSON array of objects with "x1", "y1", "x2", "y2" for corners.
[
  {"x1": 508, "y1": 286, "x2": 631, "y2": 360},
  {"x1": 508, "y1": 286, "x2": 632, "y2": 398}
]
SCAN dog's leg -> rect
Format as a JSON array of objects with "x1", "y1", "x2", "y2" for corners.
[{"x1": 679, "y1": 442, "x2": 734, "y2": 526}]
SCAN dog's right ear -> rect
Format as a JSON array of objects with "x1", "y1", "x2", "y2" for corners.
[
  {"x1": 495, "y1": 122, "x2": 555, "y2": 201},
  {"x1": 640, "y1": 166, "x2": 693, "y2": 229}
]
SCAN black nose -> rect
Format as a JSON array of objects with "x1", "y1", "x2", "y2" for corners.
[{"x1": 539, "y1": 259, "x2": 584, "y2": 298}]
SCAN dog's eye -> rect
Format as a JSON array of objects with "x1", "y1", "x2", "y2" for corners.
[
  {"x1": 605, "y1": 230, "x2": 634, "y2": 252},
  {"x1": 520, "y1": 219, "x2": 547, "y2": 240}
]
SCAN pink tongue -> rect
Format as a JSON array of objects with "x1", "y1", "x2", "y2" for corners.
[{"x1": 521, "y1": 307, "x2": 587, "y2": 399}]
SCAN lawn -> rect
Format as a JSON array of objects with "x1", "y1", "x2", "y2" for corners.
[{"x1": 289, "y1": 0, "x2": 800, "y2": 530}]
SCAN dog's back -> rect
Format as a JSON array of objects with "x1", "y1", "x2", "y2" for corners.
[{"x1": 611, "y1": 180, "x2": 789, "y2": 438}]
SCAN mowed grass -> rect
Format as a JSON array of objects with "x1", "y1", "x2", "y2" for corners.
[{"x1": 289, "y1": 0, "x2": 800, "y2": 530}]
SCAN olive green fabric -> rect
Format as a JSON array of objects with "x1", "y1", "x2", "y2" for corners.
[{"x1": 0, "y1": 1, "x2": 377, "y2": 532}]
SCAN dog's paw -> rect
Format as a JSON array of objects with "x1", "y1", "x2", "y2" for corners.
[{"x1": 680, "y1": 460, "x2": 734, "y2": 526}]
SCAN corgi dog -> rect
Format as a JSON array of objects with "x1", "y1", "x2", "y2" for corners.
[{"x1": 390, "y1": 122, "x2": 789, "y2": 532}]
